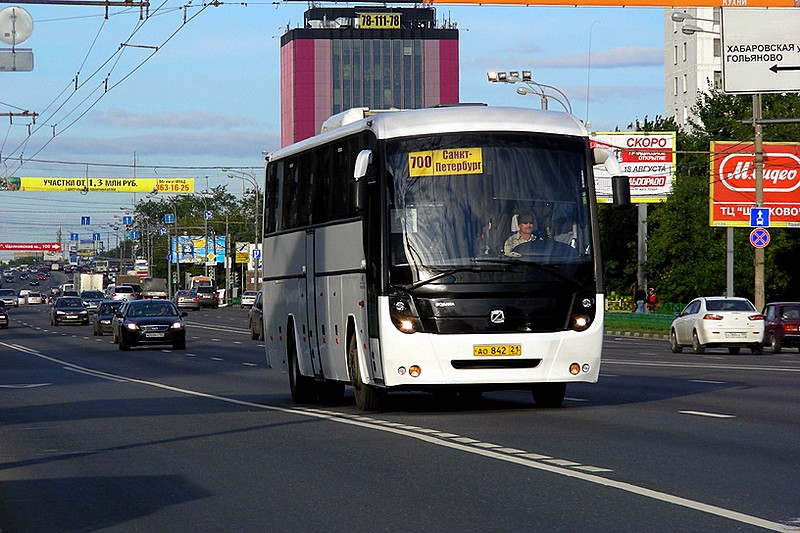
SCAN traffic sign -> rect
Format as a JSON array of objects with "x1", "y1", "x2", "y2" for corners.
[
  {"x1": 81, "y1": 216, "x2": 91, "y2": 225},
  {"x1": 130, "y1": 230, "x2": 140, "y2": 239},
  {"x1": 164, "y1": 213, "x2": 175, "y2": 224},
  {"x1": 750, "y1": 228, "x2": 770, "y2": 248},
  {"x1": 92, "y1": 232, "x2": 101, "y2": 241},
  {"x1": 158, "y1": 227, "x2": 168, "y2": 236},
  {"x1": 252, "y1": 249, "x2": 262, "y2": 260},
  {"x1": 122, "y1": 216, "x2": 132, "y2": 225},
  {"x1": 204, "y1": 210, "x2": 213, "y2": 221},
  {"x1": 750, "y1": 208, "x2": 770, "y2": 228},
  {"x1": 721, "y1": 9, "x2": 800, "y2": 94},
  {"x1": 70, "y1": 233, "x2": 79, "y2": 241}
]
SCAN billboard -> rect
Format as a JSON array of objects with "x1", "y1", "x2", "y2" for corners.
[
  {"x1": 591, "y1": 132, "x2": 676, "y2": 203},
  {"x1": 710, "y1": 141, "x2": 800, "y2": 227},
  {"x1": 0, "y1": 176, "x2": 194, "y2": 193},
  {"x1": 0, "y1": 242, "x2": 62, "y2": 252},
  {"x1": 172, "y1": 235, "x2": 227, "y2": 265}
]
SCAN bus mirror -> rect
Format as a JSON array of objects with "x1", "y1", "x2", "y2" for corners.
[
  {"x1": 350, "y1": 150, "x2": 372, "y2": 211},
  {"x1": 354, "y1": 149, "x2": 372, "y2": 180},
  {"x1": 612, "y1": 175, "x2": 631, "y2": 208}
]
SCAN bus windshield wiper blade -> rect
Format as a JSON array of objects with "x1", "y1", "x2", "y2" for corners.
[
  {"x1": 472, "y1": 257, "x2": 578, "y2": 286},
  {"x1": 401, "y1": 264, "x2": 514, "y2": 291}
]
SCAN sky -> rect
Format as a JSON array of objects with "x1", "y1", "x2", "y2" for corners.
[{"x1": 0, "y1": 1, "x2": 666, "y2": 260}]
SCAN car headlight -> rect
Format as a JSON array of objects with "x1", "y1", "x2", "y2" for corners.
[
  {"x1": 56, "y1": 310, "x2": 65, "y2": 315},
  {"x1": 100, "y1": 319, "x2": 111, "y2": 324},
  {"x1": 170, "y1": 321, "x2": 184, "y2": 330},
  {"x1": 125, "y1": 323, "x2": 138, "y2": 330}
]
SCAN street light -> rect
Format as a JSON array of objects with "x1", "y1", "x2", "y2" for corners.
[
  {"x1": 223, "y1": 168, "x2": 262, "y2": 293},
  {"x1": 670, "y1": 11, "x2": 716, "y2": 24},
  {"x1": 487, "y1": 69, "x2": 573, "y2": 114}
]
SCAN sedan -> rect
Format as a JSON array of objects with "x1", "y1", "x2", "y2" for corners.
[
  {"x1": 248, "y1": 291, "x2": 263, "y2": 340},
  {"x1": 80, "y1": 290, "x2": 106, "y2": 312},
  {"x1": 670, "y1": 296, "x2": 764, "y2": 354},
  {"x1": 762, "y1": 301, "x2": 800, "y2": 353},
  {"x1": 113, "y1": 299, "x2": 187, "y2": 350},
  {"x1": 50, "y1": 297, "x2": 90, "y2": 326},
  {"x1": 0, "y1": 288, "x2": 18, "y2": 308},
  {"x1": 173, "y1": 289, "x2": 200, "y2": 311},
  {"x1": 25, "y1": 291, "x2": 43, "y2": 305},
  {"x1": 93, "y1": 300, "x2": 124, "y2": 336},
  {"x1": 240, "y1": 291, "x2": 258, "y2": 307}
]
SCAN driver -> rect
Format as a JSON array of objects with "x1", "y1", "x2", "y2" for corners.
[{"x1": 503, "y1": 213, "x2": 538, "y2": 257}]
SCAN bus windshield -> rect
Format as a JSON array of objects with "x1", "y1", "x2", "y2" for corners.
[{"x1": 385, "y1": 132, "x2": 594, "y2": 287}]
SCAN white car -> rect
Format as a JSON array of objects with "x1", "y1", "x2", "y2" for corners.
[
  {"x1": 18, "y1": 289, "x2": 30, "y2": 306},
  {"x1": 26, "y1": 291, "x2": 43, "y2": 305},
  {"x1": 670, "y1": 296, "x2": 765, "y2": 355},
  {"x1": 240, "y1": 291, "x2": 258, "y2": 307}
]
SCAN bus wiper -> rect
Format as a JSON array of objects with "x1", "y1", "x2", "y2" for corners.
[
  {"x1": 472, "y1": 257, "x2": 579, "y2": 286},
  {"x1": 401, "y1": 264, "x2": 515, "y2": 291}
]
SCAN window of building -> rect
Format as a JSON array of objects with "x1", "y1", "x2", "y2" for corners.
[
  {"x1": 682, "y1": 74, "x2": 687, "y2": 93},
  {"x1": 673, "y1": 77, "x2": 678, "y2": 96},
  {"x1": 713, "y1": 70, "x2": 722, "y2": 89},
  {"x1": 682, "y1": 42, "x2": 687, "y2": 62},
  {"x1": 673, "y1": 45, "x2": 678, "y2": 65}
]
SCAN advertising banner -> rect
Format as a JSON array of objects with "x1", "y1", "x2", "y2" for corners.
[
  {"x1": 0, "y1": 176, "x2": 194, "y2": 193},
  {"x1": 171, "y1": 235, "x2": 227, "y2": 265},
  {"x1": 591, "y1": 132, "x2": 676, "y2": 203},
  {"x1": 710, "y1": 141, "x2": 800, "y2": 228},
  {"x1": 0, "y1": 242, "x2": 62, "y2": 252}
]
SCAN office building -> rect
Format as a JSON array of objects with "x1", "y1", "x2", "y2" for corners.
[{"x1": 280, "y1": 6, "x2": 459, "y2": 146}]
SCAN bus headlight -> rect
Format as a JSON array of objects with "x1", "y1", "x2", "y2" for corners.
[
  {"x1": 570, "y1": 294, "x2": 596, "y2": 332},
  {"x1": 389, "y1": 296, "x2": 421, "y2": 334}
]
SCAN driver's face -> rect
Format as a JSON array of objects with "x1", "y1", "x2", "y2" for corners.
[{"x1": 518, "y1": 220, "x2": 534, "y2": 237}]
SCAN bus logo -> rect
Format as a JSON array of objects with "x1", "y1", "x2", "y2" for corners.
[{"x1": 490, "y1": 310, "x2": 505, "y2": 324}]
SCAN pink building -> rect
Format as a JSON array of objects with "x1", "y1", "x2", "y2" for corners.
[{"x1": 280, "y1": 7, "x2": 459, "y2": 147}]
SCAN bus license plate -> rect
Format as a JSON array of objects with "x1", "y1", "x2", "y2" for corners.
[{"x1": 473, "y1": 344, "x2": 522, "y2": 356}]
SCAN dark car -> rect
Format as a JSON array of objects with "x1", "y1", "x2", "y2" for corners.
[
  {"x1": 113, "y1": 299, "x2": 187, "y2": 350},
  {"x1": 50, "y1": 296, "x2": 90, "y2": 326},
  {"x1": 762, "y1": 302, "x2": 800, "y2": 353},
  {"x1": 0, "y1": 304, "x2": 9, "y2": 329},
  {"x1": 195, "y1": 285, "x2": 219, "y2": 309},
  {"x1": 80, "y1": 290, "x2": 106, "y2": 312},
  {"x1": 92, "y1": 300, "x2": 124, "y2": 336},
  {"x1": 173, "y1": 289, "x2": 200, "y2": 311},
  {"x1": 248, "y1": 291, "x2": 263, "y2": 340}
]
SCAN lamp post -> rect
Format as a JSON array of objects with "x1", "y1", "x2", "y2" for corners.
[
  {"x1": 224, "y1": 168, "x2": 261, "y2": 294},
  {"x1": 487, "y1": 69, "x2": 573, "y2": 114},
  {"x1": 586, "y1": 21, "x2": 600, "y2": 129}
]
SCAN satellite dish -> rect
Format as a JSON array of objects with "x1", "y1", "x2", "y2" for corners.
[{"x1": 0, "y1": 7, "x2": 34, "y2": 47}]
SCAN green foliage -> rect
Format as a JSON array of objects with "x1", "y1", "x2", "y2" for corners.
[{"x1": 600, "y1": 90, "x2": 800, "y2": 305}]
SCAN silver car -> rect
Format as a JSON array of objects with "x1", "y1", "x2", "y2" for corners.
[{"x1": 670, "y1": 296, "x2": 765, "y2": 355}]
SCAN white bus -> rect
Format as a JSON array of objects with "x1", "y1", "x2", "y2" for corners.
[{"x1": 262, "y1": 105, "x2": 628, "y2": 410}]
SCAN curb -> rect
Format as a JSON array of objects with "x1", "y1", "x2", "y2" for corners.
[{"x1": 605, "y1": 330, "x2": 669, "y2": 340}]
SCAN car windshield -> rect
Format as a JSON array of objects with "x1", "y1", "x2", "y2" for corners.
[
  {"x1": 82, "y1": 291, "x2": 104, "y2": 298},
  {"x1": 116, "y1": 287, "x2": 133, "y2": 293},
  {"x1": 706, "y1": 299, "x2": 755, "y2": 312},
  {"x1": 128, "y1": 303, "x2": 178, "y2": 317},
  {"x1": 98, "y1": 302, "x2": 122, "y2": 313}
]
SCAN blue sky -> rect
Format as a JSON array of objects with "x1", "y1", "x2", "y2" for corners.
[{"x1": 0, "y1": 2, "x2": 665, "y2": 259}]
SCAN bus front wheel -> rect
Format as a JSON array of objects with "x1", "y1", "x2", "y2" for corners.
[
  {"x1": 347, "y1": 335, "x2": 385, "y2": 411},
  {"x1": 531, "y1": 383, "x2": 566, "y2": 408},
  {"x1": 288, "y1": 328, "x2": 317, "y2": 403}
]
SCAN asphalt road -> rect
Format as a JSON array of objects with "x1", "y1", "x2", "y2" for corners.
[{"x1": 1, "y1": 297, "x2": 799, "y2": 532}]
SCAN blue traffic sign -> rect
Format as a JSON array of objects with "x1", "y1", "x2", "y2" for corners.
[
  {"x1": 750, "y1": 227, "x2": 770, "y2": 248},
  {"x1": 750, "y1": 208, "x2": 770, "y2": 228},
  {"x1": 252, "y1": 249, "x2": 261, "y2": 260},
  {"x1": 204, "y1": 210, "x2": 213, "y2": 221},
  {"x1": 70, "y1": 233, "x2": 79, "y2": 241},
  {"x1": 130, "y1": 230, "x2": 140, "y2": 239},
  {"x1": 81, "y1": 216, "x2": 91, "y2": 225},
  {"x1": 158, "y1": 227, "x2": 168, "y2": 236},
  {"x1": 122, "y1": 216, "x2": 133, "y2": 225},
  {"x1": 164, "y1": 213, "x2": 175, "y2": 224},
  {"x1": 92, "y1": 233, "x2": 101, "y2": 241}
]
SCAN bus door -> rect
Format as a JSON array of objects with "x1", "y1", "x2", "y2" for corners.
[{"x1": 304, "y1": 229, "x2": 323, "y2": 380}]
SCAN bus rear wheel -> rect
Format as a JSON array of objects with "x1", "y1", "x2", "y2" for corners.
[
  {"x1": 531, "y1": 383, "x2": 566, "y2": 408},
  {"x1": 348, "y1": 335, "x2": 385, "y2": 411}
]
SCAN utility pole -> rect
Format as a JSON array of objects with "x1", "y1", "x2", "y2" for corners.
[{"x1": 753, "y1": 94, "x2": 765, "y2": 310}]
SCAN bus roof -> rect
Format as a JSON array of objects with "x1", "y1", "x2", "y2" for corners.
[{"x1": 269, "y1": 106, "x2": 588, "y2": 161}]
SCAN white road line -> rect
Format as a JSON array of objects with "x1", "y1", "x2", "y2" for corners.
[
  {"x1": 690, "y1": 379, "x2": 726, "y2": 384},
  {"x1": 679, "y1": 410, "x2": 736, "y2": 419},
  {"x1": 0, "y1": 339, "x2": 787, "y2": 532}
]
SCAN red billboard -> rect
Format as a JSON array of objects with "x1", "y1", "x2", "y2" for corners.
[
  {"x1": 0, "y1": 242, "x2": 63, "y2": 252},
  {"x1": 710, "y1": 141, "x2": 800, "y2": 228}
]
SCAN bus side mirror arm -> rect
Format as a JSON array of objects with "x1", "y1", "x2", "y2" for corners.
[
  {"x1": 593, "y1": 148, "x2": 631, "y2": 208},
  {"x1": 350, "y1": 149, "x2": 372, "y2": 211}
]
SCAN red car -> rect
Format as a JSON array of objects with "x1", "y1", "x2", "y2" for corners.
[{"x1": 762, "y1": 302, "x2": 800, "y2": 353}]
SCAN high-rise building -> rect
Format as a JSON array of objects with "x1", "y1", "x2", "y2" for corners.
[
  {"x1": 664, "y1": 8, "x2": 722, "y2": 128},
  {"x1": 280, "y1": 6, "x2": 459, "y2": 146}
]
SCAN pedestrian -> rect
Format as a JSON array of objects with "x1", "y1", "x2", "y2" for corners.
[
  {"x1": 647, "y1": 287, "x2": 657, "y2": 313},
  {"x1": 634, "y1": 285, "x2": 647, "y2": 313}
]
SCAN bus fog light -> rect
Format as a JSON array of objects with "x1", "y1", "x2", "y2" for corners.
[
  {"x1": 409, "y1": 365, "x2": 421, "y2": 377},
  {"x1": 569, "y1": 363, "x2": 581, "y2": 375},
  {"x1": 582, "y1": 363, "x2": 590, "y2": 373},
  {"x1": 397, "y1": 366, "x2": 407, "y2": 375}
]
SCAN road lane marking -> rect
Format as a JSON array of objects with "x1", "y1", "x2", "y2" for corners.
[
  {"x1": 0, "y1": 339, "x2": 788, "y2": 532},
  {"x1": 690, "y1": 379, "x2": 726, "y2": 384},
  {"x1": 604, "y1": 359, "x2": 800, "y2": 373},
  {"x1": 679, "y1": 410, "x2": 736, "y2": 419}
]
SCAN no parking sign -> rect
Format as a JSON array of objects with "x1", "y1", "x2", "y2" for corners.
[{"x1": 750, "y1": 228, "x2": 770, "y2": 249}]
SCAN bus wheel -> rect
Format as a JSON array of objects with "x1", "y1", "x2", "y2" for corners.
[
  {"x1": 348, "y1": 335, "x2": 385, "y2": 411},
  {"x1": 288, "y1": 330, "x2": 316, "y2": 403},
  {"x1": 531, "y1": 383, "x2": 566, "y2": 408}
]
